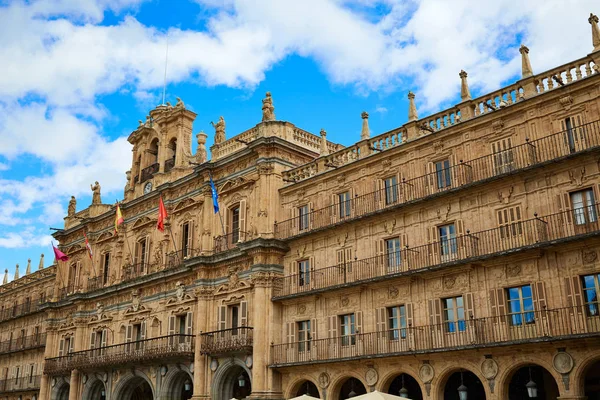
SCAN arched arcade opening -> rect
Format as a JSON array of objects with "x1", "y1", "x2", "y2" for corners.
[
  {"x1": 386, "y1": 373, "x2": 423, "y2": 400},
  {"x1": 507, "y1": 365, "x2": 560, "y2": 399},
  {"x1": 443, "y1": 370, "x2": 486, "y2": 400}
]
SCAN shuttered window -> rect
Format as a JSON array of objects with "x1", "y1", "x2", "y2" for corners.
[
  {"x1": 340, "y1": 314, "x2": 355, "y2": 346},
  {"x1": 570, "y1": 188, "x2": 597, "y2": 225},
  {"x1": 384, "y1": 176, "x2": 398, "y2": 205},
  {"x1": 491, "y1": 137, "x2": 514, "y2": 174},
  {"x1": 101, "y1": 252, "x2": 110, "y2": 285},
  {"x1": 387, "y1": 305, "x2": 406, "y2": 340},
  {"x1": 385, "y1": 237, "x2": 402, "y2": 273},
  {"x1": 338, "y1": 191, "x2": 351, "y2": 218},
  {"x1": 297, "y1": 320, "x2": 311, "y2": 352},
  {"x1": 435, "y1": 159, "x2": 452, "y2": 189},
  {"x1": 497, "y1": 206, "x2": 523, "y2": 238},
  {"x1": 231, "y1": 206, "x2": 240, "y2": 243},
  {"x1": 298, "y1": 205, "x2": 310, "y2": 231},
  {"x1": 298, "y1": 259, "x2": 310, "y2": 286},
  {"x1": 561, "y1": 115, "x2": 586, "y2": 154},
  {"x1": 581, "y1": 274, "x2": 600, "y2": 317},
  {"x1": 443, "y1": 296, "x2": 466, "y2": 332},
  {"x1": 507, "y1": 285, "x2": 534, "y2": 326},
  {"x1": 438, "y1": 224, "x2": 457, "y2": 258},
  {"x1": 181, "y1": 221, "x2": 192, "y2": 257}
]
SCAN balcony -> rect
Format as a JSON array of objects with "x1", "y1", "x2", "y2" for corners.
[
  {"x1": 165, "y1": 157, "x2": 175, "y2": 172},
  {"x1": 87, "y1": 276, "x2": 104, "y2": 291},
  {"x1": 270, "y1": 306, "x2": 600, "y2": 367},
  {"x1": 0, "y1": 333, "x2": 46, "y2": 355},
  {"x1": 200, "y1": 327, "x2": 253, "y2": 355},
  {"x1": 140, "y1": 162, "x2": 159, "y2": 183},
  {"x1": 274, "y1": 204, "x2": 600, "y2": 299},
  {"x1": 276, "y1": 120, "x2": 600, "y2": 239},
  {"x1": 0, "y1": 299, "x2": 44, "y2": 322},
  {"x1": 0, "y1": 375, "x2": 41, "y2": 394},
  {"x1": 214, "y1": 231, "x2": 248, "y2": 253},
  {"x1": 44, "y1": 334, "x2": 194, "y2": 375}
]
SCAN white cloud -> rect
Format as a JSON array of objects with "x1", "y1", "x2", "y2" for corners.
[
  {"x1": 375, "y1": 106, "x2": 388, "y2": 114},
  {"x1": 0, "y1": 229, "x2": 53, "y2": 250}
]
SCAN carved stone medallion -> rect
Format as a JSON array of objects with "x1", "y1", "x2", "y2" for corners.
[
  {"x1": 583, "y1": 250, "x2": 598, "y2": 264},
  {"x1": 245, "y1": 355, "x2": 253, "y2": 369},
  {"x1": 553, "y1": 352, "x2": 574, "y2": 374},
  {"x1": 365, "y1": 368, "x2": 378, "y2": 386},
  {"x1": 506, "y1": 264, "x2": 521, "y2": 278},
  {"x1": 318, "y1": 372, "x2": 330, "y2": 389},
  {"x1": 210, "y1": 359, "x2": 219, "y2": 372},
  {"x1": 419, "y1": 364, "x2": 434, "y2": 383},
  {"x1": 481, "y1": 359, "x2": 499, "y2": 379}
]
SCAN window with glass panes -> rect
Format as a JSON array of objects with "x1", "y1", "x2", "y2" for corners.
[
  {"x1": 443, "y1": 296, "x2": 466, "y2": 332},
  {"x1": 581, "y1": 274, "x2": 600, "y2": 317},
  {"x1": 338, "y1": 191, "x2": 351, "y2": 218},
  {"x1": 387, "y1": 305, "x2": 407, "y2": 340},
  {"x1": 182, "y1": 221, "x2": 191, "y2": 257},
  {"x1": 297, "y1": 320, "x2": 311, "y2": 352},
  {"x1": 384, "y1": 176, "x2": 398, "y2": 205},
  {"x1": 570, "y1": 188, "x2": 597, "y2": 225},
  {"x1": 438, "y1": 224, "x2": 457, "y2": 257},
  {"x1": 435, "y1": 159, "x2": 452, "y2": 189},
  {"x1": 492, "y1": 137, "x2": 514, "y2": 173},
  {"x1": 340, "y1": 314, "x2": 356, "y2": 346},
  {"x1": 385, "y1": 237, "x2": 402, "y2": 272},
  {"x1": 298, "y1": 204, "x2": 310, "y2": 231},
  {"x1": 298, "y1": 259, "x2": 310, "y2": 286},
  {"x1": 102, "y1": 252, "x2": 110, "y2": 285},
  {"x1": 231, "y1": 206, "x2": 240, "y2": 243},
  {"x1": 507, "y1": 285, "x2": 535, "y2": 326}
]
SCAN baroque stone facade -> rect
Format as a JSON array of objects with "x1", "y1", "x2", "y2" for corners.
[{"x1": 2, "y1": 14, "x2": 600, "y2": 400}]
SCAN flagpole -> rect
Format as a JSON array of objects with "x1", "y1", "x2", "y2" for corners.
[
  {"x1": 209, "y1": 171, "x2": 227, "y2": 237},
  {"x1": 116, "y1": 200, "x2": 135, "y2": 274}
]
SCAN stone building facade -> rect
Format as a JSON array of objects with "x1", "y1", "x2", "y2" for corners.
[{"x1": 2, "y1": 12, "x2": 600, "y2": 400}]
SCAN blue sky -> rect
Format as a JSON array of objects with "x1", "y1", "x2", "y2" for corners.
[{"x1": 0, "y1": 0, "x2": 597, "y2": 282}]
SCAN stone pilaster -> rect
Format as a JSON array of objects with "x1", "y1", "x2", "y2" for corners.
[
  {"x1": 68, "y1": 369, "x2": 80, "y2": 400},
  {"x1": 192, "y1": 289, "x2": 212, "y2": 400}
]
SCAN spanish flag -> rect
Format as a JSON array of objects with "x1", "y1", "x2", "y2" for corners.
[
  {"x1": 157, "y1": 196, "x2": 167, "y2": 232},
  {"x1": 115, "y1": 203, "x2": 124, "y2": 233}
]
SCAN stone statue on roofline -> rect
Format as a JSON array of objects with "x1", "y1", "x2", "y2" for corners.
[
  {"x1": 211, "y1": 116, "x2": 226, "y2": 145},
  {"x1": 68, "y1": 196, "x2": 76, "y2": 217},
  {"x1": 90, "y1": 181, "x2": 102, "y2": 205},
  {"x1": 262, "y1": 92, "x2": 276, "y2": 122}
]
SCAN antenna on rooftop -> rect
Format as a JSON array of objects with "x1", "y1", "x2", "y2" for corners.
[{"x1": 162, "y1": 32, "x2": 169, "y2": 106}]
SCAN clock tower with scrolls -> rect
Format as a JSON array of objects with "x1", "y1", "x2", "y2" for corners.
[{"x1": 125, "y1": 98, "x2": 198, "y2": 200}]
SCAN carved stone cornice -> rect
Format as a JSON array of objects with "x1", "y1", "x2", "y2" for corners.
[{"x1": 250, "y1": 271, "x2": 281, "y2": 288}]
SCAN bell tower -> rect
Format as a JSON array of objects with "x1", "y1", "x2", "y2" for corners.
[{"x1": 125, "y1": 98, "x2": 197, "y2": 200}]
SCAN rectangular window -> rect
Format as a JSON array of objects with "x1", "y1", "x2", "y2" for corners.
[
  {"x1": 338, "y1": 191, "x2": 351, "y2": 218},
  {"x1": 133, "y1": 323, "x2": 142, "y2": 342},
  {"x1": 581, "y1": 274, "x2": 600, "y2": 317},
  {"x1": 298, "y1": 205, "x2": 310, "y2": 231},
  {"x1": 435, "y1": 159, "x2": 452, "y2": 189},
  {"x1": 29, "y1": 365, "x2": 34, "y2": 383},
  {"x1": 229, "y1": 305, "x2": 240, "y2": 335},
  {"x1": 231, "y1": 206, "x2": 240, "y2": 243},
  {"x1": 492, "y1": 138, "x2": 514, "y2": 174},
  {"x1": 387, "y1": 305, "x2": 407, "y2": 340},
  {"x1": 443, "y1": 296, "x2": 466, "y2": 332},
  {"x1": 15, "y1": 366, "x2": 19, "y2": 383},
  {"x1": 102, "y1": 252, "x2": 110, "y2": 285},
  {"x1": 507, "y1": 285, "x2": 535, "y2": 326},
  {"x1": 497, "y1": 206, "x2": 523, "y2": 238},
  {"x1": 563, "y1": 116, "x2": 586, "y2": 154},
  {"x1": 135, "y1": 238, "x2": 148, "y2": 273},
  {"x1": 64, "y1": 337, "x2": 72, "y2": 354},
  {"x1": 297, "y1": 320, "x2": 311, "y2": 352},
  {"x1": 182, "y1": 222, "x2": 191, "y2": 257},
  {"x1": 340, "y1": 314, "x2": 356, "y2": 346},
  {"x1": 298, "y1": 259, "x2": 310, "y2": 286},
  {"x1": 439, "y1": 224, "x2": 457, "y2": 258},
  {"x1": 384, "y1": 176, "x2": 398, "y2": 205},
  {"x1": 385, "y1": 237, "x2": 402, "y2": 273},
  {"x1": 570, "y1": 189, "x2": 597, "y2": 225}
]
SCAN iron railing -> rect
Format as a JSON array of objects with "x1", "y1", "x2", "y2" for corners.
[
  {"x1": 200, "y1": 327, "x2": 253, "y2": 355},
  {"x1": 0, "y1": 333, "x2": 46, "y2": 355},
  {"x1": 214, "y1": 231, "x2": 248, "y2": 253},
  {"x1": 274, "y1": 204, "x2": 600, "y2": 299},
  {"x1": 275, "y1": 120, "x2": 600, "y2": 239},
  {"x1": 87, "y1": 276, "x2": 103, "y2": 291},
  {"x1": 165, "y1": 157, "x2": 175, "y2": 172},
  {"x1": 58, "y1": 284, "x2": 76, "y2": 300},
  {"x1": 0, "y1": 375, "x2": 41, "y2": 393},
  {"x1": 270, "y1": 306, "x2": 600, "y2": 366},
  {"x1": 140, "y1": 162, "x2": 159, "y2": 183},
  {"x1": 44, "y1": 334, "x2": 194, "y2": 375},
  {"x1": 0, "y1": 298, "x2": 44, "y2": 322}
]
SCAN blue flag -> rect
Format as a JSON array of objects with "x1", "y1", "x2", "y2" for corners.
[{"x1": 209, "y1": 175, "x2": 219, "y2": 214}]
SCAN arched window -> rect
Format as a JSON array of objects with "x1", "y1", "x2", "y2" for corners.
[
  {"x1": 149, "y1": 138, "x2": 159, "y2": 165},
  {"x1": 166, "y1": 138, "x2": 177, "y2": 172}
]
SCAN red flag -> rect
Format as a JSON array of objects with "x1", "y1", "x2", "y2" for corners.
[
  {"x1": 52, "y1": 244, "x2": 69, "y2": 262},
  {"x1": 157, "y1": 196, "x2": 168, "y2": 232},
  {"x1": 83, "y1": 231, "x2": 93, "y2": 259}
]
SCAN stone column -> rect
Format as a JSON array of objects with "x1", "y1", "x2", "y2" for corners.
[
  {"x1": 68, "y1": 369, "x2": 80, "y2": 400},
  {"x1": 38, "y1": 374, "x2": 50, "y2": 400},
  {"x1": 39, "y1": 319, "x2": 59, "y2": 400},
  {"x1": 191, "y1": 289, "x2": 212, "y2": 400}
]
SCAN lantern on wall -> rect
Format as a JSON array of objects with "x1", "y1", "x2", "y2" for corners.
[
  {"x1": 457, "y1": 371, "x2": 468, "y2": 400},
  {"x1": 526, "y1": 367, "x2": 538, "y2": 398}
]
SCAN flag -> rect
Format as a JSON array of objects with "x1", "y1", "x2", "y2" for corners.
[
  {"x1": 52, "y1": 244, "x2": 69, "y2": 262},
  {"x1": 209, "y1": 175, "x2": 219, "y2": 214},
  {"x1": 157, "y1": 196, "x2": 168, "y2": 232},
  {"x1": 115, "y1": 203, "x2": 124, "y2": 233},
  {"x1": 83, "y1": 231, "x2": 93, "y2": 259}
]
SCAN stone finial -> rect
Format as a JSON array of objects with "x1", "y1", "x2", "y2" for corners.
[
  {"x1": 360, "y1": 111, "x2": 370, "y2": 140},
  {"x1": 38, "y1": 254, "x2": 44, "y2": 270},
  {"x1": 590, "y1": 13, "x2": 600, "y2": 52},
  {"x1": 519, "y1": 45, "x2": 534, "y2": 78},
  {"x1": 68, "y1": 196, "x2": 76, "y2": 217},
  {"x1": 25, "y1": 259, "x2": 31, "y2": 275},
  {"x1": 262, "y1": 92, "x2": 276, "y2": 122},
  {"x1": 14, "y1": 264, "x2": 19, "y2": 280},
  {"x1": 459, "y1": 70, "x2": 471, "y2": 101},
  {"x1": 408, "y1": 91, "x2": 418, "y2": 122},
  {"x1": 2, "y1": 269, "x2": 7, "y2": 284},
  {"x1": 196, "y1": 131, "x2": 208, "y2": 163},
  {"x1": 319, "y1": 129, "x2": 329, "y2": 156}
]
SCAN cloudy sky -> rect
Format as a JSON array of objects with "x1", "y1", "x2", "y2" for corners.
[{"x1": 0, "y1": 0, "x2": 598, "y2": 281}]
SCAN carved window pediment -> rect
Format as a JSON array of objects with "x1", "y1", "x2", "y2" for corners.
[
  {"x1": 132, "y1": 216, "x2": 155, "y2": 230},
  {"x1": 172, "y1": 197, "x2": 202, "y2": 214},
  {"x1": 218, "y1": 177, "x2": 255, "y2": 195},
  {"x1": 96, "y1": 231, "x2": 114, "y2": 243}
]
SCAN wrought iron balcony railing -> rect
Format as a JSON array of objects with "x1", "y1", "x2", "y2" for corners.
[
  {"x1": 0, "y1": 333, "x2": 46, "y2": 355},
  {"x1": 200, "y1": 327, "x2": 253, "y2": 355},
  {"x1": 44, "y1": 334, "x2": 194, "y2": 375},
  {"x1": 275, "y1": 119, "x2": 600, "y2": 239},
  {"x1": 214, "y1": 231, "x2": 248, "y2": 253},
  {"x1": 0, "y1": 298, "x2": 44, "y2": 322},
  {"x1": 140, "y1": 162, "x2": 159, "y2": 183},
  {"x1": 270, "y1": 305, "x2": 600, "y2": 366},
  {"x1": 87, "y1": 276, "x2": 103, "y2": 291},
  {"x1": 0, "y1": 375, "x2": 41, "y2": 393},
  {"x1": 274, "y1": 204, "x2": 600, "y2": 299}
]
